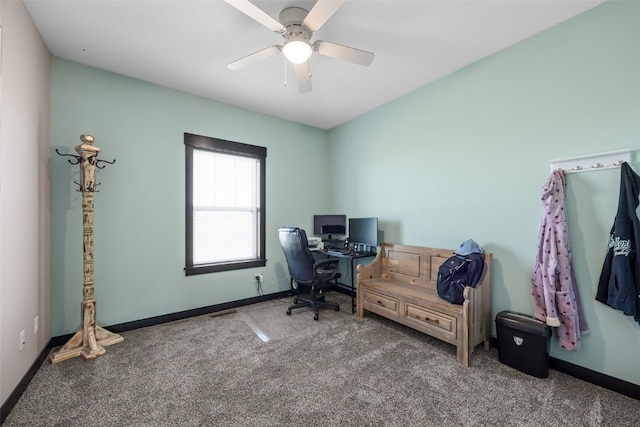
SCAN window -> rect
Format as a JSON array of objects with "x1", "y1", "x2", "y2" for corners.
[{"x1": 185, "y1": 133, "x2": 266, "y2": 275}]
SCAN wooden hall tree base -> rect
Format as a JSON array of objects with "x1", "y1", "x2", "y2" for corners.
[{"x1": 49, "y1": 326, "x2": 123, "y2": 364}]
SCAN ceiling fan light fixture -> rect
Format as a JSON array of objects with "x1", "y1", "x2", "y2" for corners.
[{"x1": 282, "y1": 38, "x2": 312, "y2": 64}]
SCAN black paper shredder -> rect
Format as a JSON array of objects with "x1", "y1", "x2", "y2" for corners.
[{"x1": 495, "y1": 310, "x2": 552, "y2": 378}]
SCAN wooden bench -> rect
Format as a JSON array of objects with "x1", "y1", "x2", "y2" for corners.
[{"x1": 356, "y1": 243, "x2": 492, "y2": 366}]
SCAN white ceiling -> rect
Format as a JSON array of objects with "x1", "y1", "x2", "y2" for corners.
[{"x1": 24, "y1": 0, "x2": 605, "y2": 130}]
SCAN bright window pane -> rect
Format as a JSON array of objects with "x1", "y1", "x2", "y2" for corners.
[
  {"x1": 193, "y1": 210, "x2": 255, "y2": 264},
  {"x1": 192, "y1": 150, "x2": 258, "y2": 264}
]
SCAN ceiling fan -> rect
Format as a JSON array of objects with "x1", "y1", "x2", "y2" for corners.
[{"x1": 224, "y1": 0, "x2": 375, "y2": 93}]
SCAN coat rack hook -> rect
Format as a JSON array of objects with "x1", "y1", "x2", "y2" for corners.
[
  {"x1": 55, "y1": 148, "x2": 81, "y2": 165},
  {"x1": 55, "y1": 136, "x2": 116, "y2": 169},
  {"x1": 95, "y1": 158, "x2": 116, "y2": 169},
  {"x1": 592, "y1": 163, "x2": 604, "y2": 169}
]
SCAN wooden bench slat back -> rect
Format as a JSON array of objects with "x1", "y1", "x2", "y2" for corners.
[{"x1": 377, "y1": 243, "x2": 490, "y2": 291}]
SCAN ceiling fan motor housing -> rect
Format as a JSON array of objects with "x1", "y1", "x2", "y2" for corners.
[{"x1": 279, "y1": 7, "x2": 312, "y2": 42}]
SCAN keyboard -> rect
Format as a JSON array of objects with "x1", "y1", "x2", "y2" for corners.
[
  {"x1": 325, "y1": 248, "x2": 376, "y2": 257},
  {"x1": 326, "y1": 249, "x2": 349, "y2": 256}
]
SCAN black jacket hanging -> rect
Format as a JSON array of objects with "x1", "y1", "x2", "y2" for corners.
[{"x1": 595, "y1": 162, "x2": 640, "y2": 325}]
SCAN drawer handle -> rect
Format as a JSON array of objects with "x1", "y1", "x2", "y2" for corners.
[
  {"x1": 377, "y1": 300, "x2": 382, "y2": 305},
  {"x1": 422, "y1": 317, "x2": 440, "y2": 325}
]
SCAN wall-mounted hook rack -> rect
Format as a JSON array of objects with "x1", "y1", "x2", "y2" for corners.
[{"x1": 549, "y1": 149, "x2": 631, "y2": 174}]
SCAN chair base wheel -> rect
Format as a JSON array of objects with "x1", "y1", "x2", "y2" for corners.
[{"x1": 285, "y1": 290, "x2": 340, "y2": 320}]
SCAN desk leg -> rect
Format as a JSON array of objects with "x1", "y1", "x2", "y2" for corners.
[{"x1": 350, "y1": 258, "x2": 355, "y2": 314}]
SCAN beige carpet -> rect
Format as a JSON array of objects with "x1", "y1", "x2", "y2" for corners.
[{"x1": 4, "y1": 292, "x2": 639, "y2": 426}]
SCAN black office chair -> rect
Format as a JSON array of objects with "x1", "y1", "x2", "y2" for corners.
[{"x1": 278, "y1": 227, "x2": 341, "y2": 320}]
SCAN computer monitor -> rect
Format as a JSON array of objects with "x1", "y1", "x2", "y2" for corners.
[
  {"x1": 348, "y1": 217, "x2": 378, "y2": 251},
  {"x1": 313, "y1": 214, "x2": 346, "y2": 237}
]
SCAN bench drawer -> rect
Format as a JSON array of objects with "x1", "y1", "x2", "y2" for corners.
[
  {"x1": 362, "y1": 289, "x2": 400, "y2": 316},
  {"x1": 404, "y1": 303, "x2": 456, "y2": 339}
]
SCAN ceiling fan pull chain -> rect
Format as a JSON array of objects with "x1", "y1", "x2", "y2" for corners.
[{"x1": 283, "y1": 56, "x2": 288, "y2": 87}]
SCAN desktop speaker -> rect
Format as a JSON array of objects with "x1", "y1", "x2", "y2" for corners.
[{"x1": 321, "y1": 225, "x2": 345, "y2": 234}]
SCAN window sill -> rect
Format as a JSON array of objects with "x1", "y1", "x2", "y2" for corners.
[{"x1": 185, "y1": 259, "x2": 267, "y2": 276}]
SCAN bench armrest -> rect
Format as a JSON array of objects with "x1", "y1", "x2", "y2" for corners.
[{"x1": 357, "y1": 250, "x2": 383, "y2": 283}]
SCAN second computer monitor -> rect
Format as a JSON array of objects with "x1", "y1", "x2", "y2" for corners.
[{"x1": 348, "y1": 217, "x2": 378, "y2": 250}]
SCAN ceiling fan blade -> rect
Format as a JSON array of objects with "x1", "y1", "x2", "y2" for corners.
[
  {"x1": 227, "y1": 45, "x2": 281, "y2": 70},
  {"x1": 224, "y1": 0, "x2": 285, "y2": 33},
  {"x1": 303, "y1": 0, "x2": 345, "y2": 33},
  {"x1": 313, "y1": 40, "x2": 374, "y2": 66},
  {"x1": 294, "y1": 61, "x2": 312, "y2": 93}
]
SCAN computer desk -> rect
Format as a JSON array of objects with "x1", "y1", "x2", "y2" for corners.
[{"x1": 314, "y1": 249, "x2": 376, "y2": 313}]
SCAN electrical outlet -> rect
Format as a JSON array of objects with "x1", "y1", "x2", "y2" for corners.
[
  {"x1": 254, "y1": 274, "x2": 263, "y2": 282},
  {"x1": 20, "y1": 330, "x2": 26, "y2": 350},
  {"x1": 34, "y1": 316, "x2": 39, "y2": 334}
]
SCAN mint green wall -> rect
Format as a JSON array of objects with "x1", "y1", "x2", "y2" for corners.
[
  {"x1": 51, "y1": 59, "x2": 328, "y2": 336},
  {"x1": 328, "y1": 1, "x2": 640, "y2": 385}
]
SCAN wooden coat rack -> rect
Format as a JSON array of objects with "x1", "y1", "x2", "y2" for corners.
[{"x1": 50, "y1": 134, "x2": 123, "y2": 363}]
